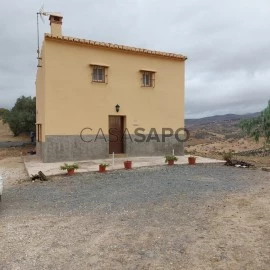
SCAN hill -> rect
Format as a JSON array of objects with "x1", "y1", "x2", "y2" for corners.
[
  {"x1": 185, "y1": 112, "x2": 269, "y2": 167},
  {"x1": 185, "y1": 112, "x2": 260, "y2": 127}
]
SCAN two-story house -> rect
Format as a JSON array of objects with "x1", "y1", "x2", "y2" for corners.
[{"x1": 36, "y1": 14, "x2": 187, "y2": 162}]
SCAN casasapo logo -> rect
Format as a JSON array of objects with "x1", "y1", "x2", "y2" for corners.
[{"x1": 80, "y1": 127, "x2": 190, "y2": 143}]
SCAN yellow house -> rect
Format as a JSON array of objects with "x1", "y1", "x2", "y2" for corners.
[{"x1": 36, "y1": 14, "x2": 187, "y2": 162}]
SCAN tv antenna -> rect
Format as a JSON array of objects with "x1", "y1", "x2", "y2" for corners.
[{"x1": 36, "y1": 5, "x2": 61, "y2": 62}]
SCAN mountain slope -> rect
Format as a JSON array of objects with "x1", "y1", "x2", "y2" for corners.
[{"x1": 185, "y1": 112, "x2": 260, "y2": 127}]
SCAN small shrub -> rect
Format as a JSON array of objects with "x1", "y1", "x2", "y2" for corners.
[
  {"x1": 194, "y1": 131, "x2": 208, "y2": 139},
  {"x1": 99, "y1": 163, "x2": 109, "y2": 168},
  {"x1": 222, "y1": 151, "x2": 233, "y2": 161},
  {"x1": 60, "y1": 163, "x2": 79, "y2": 170}
]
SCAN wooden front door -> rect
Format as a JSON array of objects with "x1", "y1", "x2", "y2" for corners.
[{"x1": 109, "y1": 116, "x2": 124, "y2": 154}]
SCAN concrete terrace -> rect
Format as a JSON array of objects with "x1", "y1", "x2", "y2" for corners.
[{"x1": 24, "y1": 155, "x2": 224, "y2": 177}]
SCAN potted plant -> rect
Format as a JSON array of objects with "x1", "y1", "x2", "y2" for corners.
[
  {"x1": 99, "y1": 163, "x2": 109, "y2": 173},
  {"x1": 124, "y1": 160, "x2": 132, "y2": 169},
  {"x1": 165, "y1": 155, "x2": 178, "y2": 166},
  {"x1": 60, "y1": 163, "x2": 79, "y2": 175},
  {"x1": 188, "y1": 156, "x2": 196, "y2": 165}
]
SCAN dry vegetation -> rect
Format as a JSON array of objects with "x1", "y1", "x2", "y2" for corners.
[{"x1": 185, "y1": 118, "x2": 270, "y2": 167}]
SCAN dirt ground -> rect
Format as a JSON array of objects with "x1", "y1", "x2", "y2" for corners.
[
  {"x1": 186, "y1": 137, "x2": 264, "y2": 154},
  {"x1": 1, "y1": 162, "x2": 270, "y2": 269}
]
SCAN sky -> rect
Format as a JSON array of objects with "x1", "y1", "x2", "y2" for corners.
[{"x1": 0, "y1": 0, "x2": 269, "y2": 118}]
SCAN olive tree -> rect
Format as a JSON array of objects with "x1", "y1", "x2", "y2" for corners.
[
  {"x1": 0, "y1": 108, "x2": 9, "y2": 118},
  {"x1": 2, "y1": 96, "x2": 36, "y2": 136},
  {"x1": 240, "y1": 100, "x2": 270, "y2": 145}
]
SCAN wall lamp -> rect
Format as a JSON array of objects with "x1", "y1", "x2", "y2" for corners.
[{"x1": 115, "y1": 104, "x2": 120, "y2": 112}]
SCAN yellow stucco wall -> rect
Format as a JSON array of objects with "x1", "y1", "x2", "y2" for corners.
[{"x1": 37, "y1": 37, "x2": 185, "y2": 141}]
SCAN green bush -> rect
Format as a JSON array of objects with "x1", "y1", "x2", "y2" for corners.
[
  {"x1": 2, "y1": 96, "x2": 36, "y2": 136},
  {"x1": 240, "y1": 100, "x2": 270, "y2": 144},
  {"x1": 222, "y1": 151, "x2": 233, "y2": 161},
  {"x1": 0, "y1": 108, "x2": 9, "y2": 119}
]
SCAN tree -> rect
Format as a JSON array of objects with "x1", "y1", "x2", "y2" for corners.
[
  {"x1": 2, "y1": 96, "x2": 36, "y2": 136},
  {"x1": 240, "y1": 100, "x2": 270, "y2": 145},
  {"x1": 0, "y1": 108, "x2": 9, "y2": 119}
]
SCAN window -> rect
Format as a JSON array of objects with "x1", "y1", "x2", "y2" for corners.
[
  {"x1": 90, "y1": 65, "x2": 108, "y2": 83},
  {"x1": 140, "y1": 70, "x2": 155, "y2": 87}
]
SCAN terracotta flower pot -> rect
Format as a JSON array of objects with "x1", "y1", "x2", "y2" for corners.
[
  {"x1": 168, "y1": 160, "x2": 174, "y2": 166},
  {"x1": 67, "y1": 169, "x2": 75, "y2": 175},
  {"x1": 188, "y1": 157, "x2": 196, "y2": 165},
  {"x1": 124, "y1": 161, "x2": 132, "y2": 169},
  {"x1": 99, "y1": 165, "x2": 106, "y2": 173}
]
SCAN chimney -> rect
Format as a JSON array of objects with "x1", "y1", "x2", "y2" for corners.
[{"x1": 49, "y1": 14, "x2": 63, "y2": 37}]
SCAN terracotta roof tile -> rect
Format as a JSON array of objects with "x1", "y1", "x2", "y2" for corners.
[{"x1": 45, "y1": 34, "x2": 187, "y2": 60}]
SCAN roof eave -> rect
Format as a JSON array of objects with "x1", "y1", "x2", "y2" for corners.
[{"x1": 44, "y1": 34, "x2": 187, "y2": 61}]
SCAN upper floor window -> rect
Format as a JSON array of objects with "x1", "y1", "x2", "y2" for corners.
[
  {"x1": 90, "y1": 64, "x2": 108, "y2": 83},
  {"x1": 140, "y1": 70, "x2": 155, "y2": 87}
]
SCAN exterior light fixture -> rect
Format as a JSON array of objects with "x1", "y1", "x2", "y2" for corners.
[{"x1": 115, "y1": 104, "x2": 120, "y2": 112}]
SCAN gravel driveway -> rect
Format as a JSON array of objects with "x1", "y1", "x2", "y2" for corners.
[{"x1": 1, "y1": 164, "x2": 270, "y2": 269}]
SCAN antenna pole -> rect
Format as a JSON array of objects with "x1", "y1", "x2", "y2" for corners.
[
  {"x1": 36, "y1": 7, "x2": 61, "y2": 65},
  {"x1": 37, "y1": 12, "x2": 40, "y2": 59}
]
